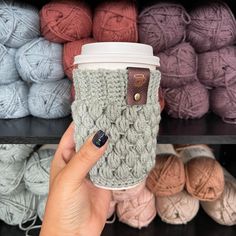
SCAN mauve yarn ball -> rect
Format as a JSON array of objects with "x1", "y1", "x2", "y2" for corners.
[
  {"x1": 198, "y1": 46, "x2": 236, "y2": 88},
  {"x1": 159, "y1": 42, "x2": 197, "y2": 88},
  {"x1": 163, "y1": 81, "x2": 209, "y2": 119},
  {"x1": 40, "y1": 0, "x2": 92, "y2": 43},
  {"x1": 0, "y1": 44, "x2": 19, "y2": 85},
  {"x1": 107, "y1": 201, "x2": 116, "y2": 219},
  {"x1": 93, "y1": 0, "x2": 138, "y2": 42},
  {"x1": 28, "y1": 79, "x2": 71, "y2": 119},
  {"x1": 139, "y1": 3, "x2": 190, "y2": 54},
  {"x1": 0, "y1": 0, "x2": 40, "y2": 48},
  {"x1": 15, "y1": 37, "x2": 64, "y2": 83},
  {"x1": 0, "y1": 81, "x2": 29, "y2": 119},
  {"x1": 187, "y1": 2, "x2": 236, "y2": 53}
]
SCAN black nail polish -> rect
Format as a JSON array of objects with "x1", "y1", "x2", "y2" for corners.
[{"x1": 92, "y1": 130, "x2": 108, "y2": 148}]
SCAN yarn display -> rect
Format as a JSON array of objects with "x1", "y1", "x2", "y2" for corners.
[
  {"x1": 0, "y1": 0, "x2": 40, "y2": 48},
  {"x1": 163, "y1": 81, "x2": 209, "y2": 119},
  {"x1": 0, "y1": 81, "x2": 29, "y2": 119},
  {"x1": 40, "y1": 0, "x2": 92, "y2": 43},
  {"x1": 93, "y1": 0, "x2": 138, "y2": 42},
  {"x1": 139, "y1": 3, "x2": 190, "y2": 54},
  {"x1": 156, "y1": 190, "x2": 199, "y2": 224},
  {"x1": 37, "y1": 195, "x2": 47, "y2": 221},
  {"x1": 187, "y1": 2, "x2": 236, "y2": 53},
  {"x1": 28, "y1": 79, "x2": 71, "y2": 119},
  {"x1": 117, "y1": 187, "x2": 156, "y2": 229},
  {"x1": 159, "y1": 42, "x2": 198, "y2": 88},
  {"x1": 15, "y1": 37, "x2": 64, "y2": 83}
]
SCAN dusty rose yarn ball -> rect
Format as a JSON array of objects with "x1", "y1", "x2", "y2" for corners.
[
  {"x1": 139, "y1": 3, "x2": 190, "y2": 54},
  {"x1": 40, "y1": 0, "x2": 92, "y2": 43},
  {"x1": 163, "y1": 81, "x2": 209, "y2": 119},
  {"x1": 198, "y1": 46, "x2": 236, "y2": 88},
  {"x1": 93, "y1": 0, "x2": 138, "y2": 42},
  {"x1": 107, "y1": 200, "x2": 116, "y2": 219},
  {"x1": 159, "y1": 42, "x2": 198, "y2": 88},
  {"x1": 187, "y1": 2, "x2": 236, "y2": 53}
]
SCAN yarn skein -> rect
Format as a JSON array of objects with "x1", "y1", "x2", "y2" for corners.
[
  {"x1": 40, "y1": 0, "x2": 92, "y2": 43},
  {"x1": 28, "y1": 79, "x2": 71, "y2": 119},
  {"x1": 15, "y1": 37, "x2": 64, "y2": 83},
  {"x1": 0, "y1": 0, "x2": 40, "y2": 48},
  {"x1": 139, "y1": 3, "x2": 190, "y2": 54},
  {"x1": 0, "y1": 81, "x2": 29, "y2": 119},
  {"x1": 117, "y1": 187, "x2": 156, "y2": 229},
  {"x1": 156, "y1": 190, "x2": 199, "y2": 224},
  {"x1": 187, "y1": 2, "x2": 236, "y2": 53},
  {"x1": 93, "y1": 0, "x2": 138, "y2": 42},
  {"x1": 159, "y1": 42, "x2": 198, "y2": 88},
  {"x1": 163, "y1": 81, "x2": 209, "y2": 119}
]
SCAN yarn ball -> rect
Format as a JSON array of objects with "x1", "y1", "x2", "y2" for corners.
[
  {"x1": 163, "y1": 81, "x2": 209, "y2": 119},
  {"x1": 112, "y1": 181, "x2": 146, "y2": 202},
  {"x1": 187, "y1": 2, "x2": 236, "y2": 53},
  {"x1": 63, "y1": 38, "x2": 95, "y2": 79},
  {"x1": 15, "y1": 37, "x2": 64, "y2": 83},
  {"x1": 28, "y1": 79, "x2": 71, "y2": 119},
  {"x1": 24, "y1": 149, "x2": 55, "y2": 196},
  {"x1": 93, "y1": 0, "x2": 138, "y2": 42},
  {"x1": 117, "y1": 187, "x2": 156, "y2": 229},
  {"x1": 156, "y1": 190, "x2": 199, "y2": 224},
  {"x1": 185, "y1": 157, "x2": 224, "y2": 201},
  {"x1": 146, "y1": 155, "x2": 185, "y2": 197},
  {"x1": 0, "y1": 0, "x2": 40, "y2": 48},
  {"x1": 0, "y1": 144, "x2": 34, "y2": 163},
  {"x1": 139, "y1": 3, "x2": 190, "y2": 54},
  {"x1": 159, "y1": 42, "x2": 198, "y2": 88},
  {"x1": 37, "y1": 195, "x2": 47, "y2": 221},
  {"x1": 0, "y1": 189, "x2": 37, "y2": 225},
  {"x1": 107, "y1": 200, "x2": 116, "y2": 219},
  {"x1": 198, "y1": 46, "x2": 236, "y2": 88},
  {"x1": 40, "y1": 0, "x2": 92, "y2": 43},
  {"x1": 0, "y1": 81, "x2": 29, "y2": 119}
]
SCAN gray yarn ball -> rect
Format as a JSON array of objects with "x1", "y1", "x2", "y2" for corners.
[
  {"x1": 28, "y1": 79, "x2": 71, "y2": 119},
  {"x1": 0, "y1": 0, "x2": 40, "y2": 48},
  {"x1": 0, "y1": 189, "x2": 37, "y2": 226},
  {"x1": 15, "y1": 37, "x2": 65, "y2": 83},
  {"x1": 0, "y1": 44, "x2": 19, "y2": 84},
  {"x1": 0, "y1": 80, "x2": 29, "y2": 119},
  {"x1": 37, "y1": 195, "x2": 47, "y2": 221}
]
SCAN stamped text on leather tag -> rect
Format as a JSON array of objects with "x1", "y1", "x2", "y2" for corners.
[{"x1": 127, "y1": 67, "x2": 150, "y2": 105}]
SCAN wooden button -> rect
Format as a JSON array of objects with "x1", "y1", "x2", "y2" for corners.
[{"x1": 134, "y1": 93, "x2": 141, "y2": 101}]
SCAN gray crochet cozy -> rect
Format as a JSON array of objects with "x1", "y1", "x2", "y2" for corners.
[{"x1": 72, "y1": 69, "x2": 161, "y2": 189}]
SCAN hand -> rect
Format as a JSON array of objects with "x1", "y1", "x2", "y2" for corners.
[{"x1": 40, "y1": 123, "x2": 111, "y2": 236}]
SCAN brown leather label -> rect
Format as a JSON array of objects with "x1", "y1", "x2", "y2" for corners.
[{"x1": 127, "y1": 67, "x2": 150, "y2": 105}]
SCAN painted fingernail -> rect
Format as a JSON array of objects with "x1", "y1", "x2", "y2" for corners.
[{"x1": 92, "y1": 130, "x2": 108, "y2": 148}]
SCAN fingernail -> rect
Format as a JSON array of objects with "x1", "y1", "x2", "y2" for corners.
[{"x1": 92, "y1": 130, "x2": 108, "y2": 148}]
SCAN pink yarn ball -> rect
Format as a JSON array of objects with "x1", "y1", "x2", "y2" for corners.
[
  {"x1": 117, "y1": 187, "x2": 156, "y2": 229},
  {"x1": 139, "y1": 3, "x2": 190, "y2": 54},
  {"x1": 159, "y1": 42, "x2": 198, "y2": 88},
  {"x1": 107, "y1": 201, "x2": 116, "y2": 219},
  {"x1": 198, "y1": 46, "x2": 236, "y2": 88},
  {"x1": 187, "y1": 2, "x2": 236, "y2": 53},
  {"x1": 163, "y1": 81, "x2": 209, "y2": 119}
]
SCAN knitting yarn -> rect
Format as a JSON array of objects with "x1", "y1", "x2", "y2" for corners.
[
  {"x1": 0, "y1": 81, "x2": 29, "y2": 119},
  {"x1": 28, "y1": 79, "x2": 71, "y2": 119},
  {"x1": 93, "y1": 0, "x2": 138, "y2": 42},
  {"x1": 15, "y1": 37, "x2": 64, "y2": 83},
  {"x1": 159, "y1": 43, "x2": 197, "y2": 88},
  {"x1": 63, "y1": 38, "x2": 95, "y2": 79},
  {"x1": 0, "y1": 189, "x2": 37, "y2": 226},
  {"x1": 0, "y1": 144, "x2": 34, "y2": 163},
  {"x1": 187, "y1": 2, "x2": 236, "y2": 53},
  {"x1": 107, "y1": 200, "x2": 116, "y2": 219},
  {"x1": 163, "y1": 81, "x2": 209, "y2": 119},
  {"x1": 0, "y1": 0, "x2": 39, "y2": 48},
  {"x1": 159, "y1": 88, "x2": 165, "y2": 112},
  {"x1": 71, "y1": 84, "x2": 75, "y2": 101},
  {"x1": 198, "y1": 46, "x2": 236, "y2": 88},
  {"x1": 139, "y1": 3, "x2": 190, "y2": 54},
  {"x1": 117, "y1": 187, "x2": 156, "y2": 229},
  {"x1": 37, "y1": 195, "x2": 47, "y2": 221},
  {"x1": 40, "y1": 0, "x2": 92, "y2": 43},
  {"x1": 156, "y1": 190, "x2": 199, "y2": 224}
]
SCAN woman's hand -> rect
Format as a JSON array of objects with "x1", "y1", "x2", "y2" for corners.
[{"x1": 40, "y1": 123, "x2": 111, "y2": 236}]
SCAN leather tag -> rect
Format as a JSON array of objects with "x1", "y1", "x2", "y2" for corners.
[{"x1": 127, "y1": 67, "x2": 150, "y2": 105}]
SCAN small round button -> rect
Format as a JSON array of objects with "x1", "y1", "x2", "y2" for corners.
[{"x1": 134, "y1": 93, "x2": 141, "y2": 101}]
